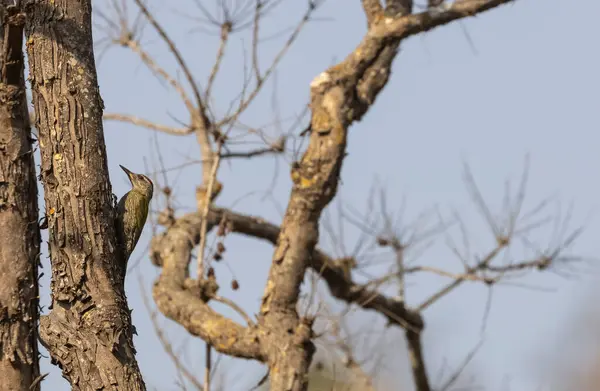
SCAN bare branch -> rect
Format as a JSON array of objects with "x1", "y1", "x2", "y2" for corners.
[
  {"x1": 197, "y1": 141, "x2": 223, "y2": 278},
  {"x1": 438, "y1": 339, "x2": 484, "y2": 391},
  {"x1": 103, "y1": 113, "x2": 194, "y2": 135},
  {"x1": 381, "y1": 0, "x2": 516, "y2": 41},
  {"x1": 212, "y1": 295, "x2": 256, "y2": 326},
  {"x1": 133, "y1": 0, "x2": 208, "y2": 127},
  {"x1": 220, "y1": 136, "x2": 285, "y2": 159},
  {"x1": 205, "y1": 22, "x2": 232, "y2": 99},
  {"x1": 126, "y1": 38, "x2": 198, "y2": 117},
  {"x1": 217, "y1": 1, "x2": 324, "y2": 126},
  {"x1": 318, "y1": 305, "x2": 377, "y2": 391},
  {"x1": 406, "y1": 330, "x2": 431, "y2": 391},
  {"x1": 251, "y1": 0, "x2": 262, "y2": 82},
  {"x1": 150, "y1": 213, "x2": 263, "y2": 360},
  {"x1": 156, "y1": 208, "x2": 424, "y2": 331},
  {"x1": 139, "y1": 274, "x2": 204, "y2": 391},
  {"x1": 417, "y1": 242, "x2": 506, "y2": 311},
  {"x1": 204, "y1": 343, "x2": 211, "y2": 391},
  {"x1": 362, "y1": 0, "x2": 384, "y2": 26}
]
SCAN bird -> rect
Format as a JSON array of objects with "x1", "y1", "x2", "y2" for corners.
[{"x1": 115, "y1": 165, "x2": 153, "y2": 263}]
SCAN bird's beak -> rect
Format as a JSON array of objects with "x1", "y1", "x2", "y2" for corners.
[{"x1": 119, "y1": 165, "x2": 134, "y2": 181}]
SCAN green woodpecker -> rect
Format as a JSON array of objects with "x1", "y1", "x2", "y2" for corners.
[{"x1": 116, "y1": 165, "x2": 153, "y2": 262}]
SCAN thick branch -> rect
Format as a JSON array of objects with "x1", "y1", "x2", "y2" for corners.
[
  {"x1": 406, "y1": 330, "x2": 430, "y2": 391},
  {"x1": 391, "y1": 0, "x2": 516, "y2": 40},
  {"x1": 147, "y1": 2, "x2": 516, "y2": 390},
  {"x1": 211, "y1": 208, "x2": 423, "y2": 330},
  {"x1": 150, "y1": 206, "x2": 423, "y2": 387},
  {"x1": 150, "y1": 213, "x2": 263, "y2": 360},
  {"x1": 0, "y1": 5, "x2": 41, "y2": 390},
  {"x1": 25, "y1": 1, "x2": 145, "y2": 389},
  {"x1": 362, "y1": 0, "x2": 384, "y2": 26}
]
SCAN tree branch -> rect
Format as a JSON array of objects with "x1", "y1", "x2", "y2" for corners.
[
  {"x1": 25, "y1": 1, "x2": 145, "y2": 388},
  {"x1": 153, "y1": 208, "x2": 424, "y2": 330},
  {"x1": 406, "y1": 330, "x2": 431, "y2": 391},
  {"x1": 103, "y1": 113, "x2": 194, "y2": 135},
  {"x1": 361, "y1": 0, "x2": 384, "y2": 26},
  {"x1": 150, "y1": 213, "x2": 263, "y2": 360},
  {"x1": 392, "y1": 0, "x2": 516, "y2": 40},
  {"x1": 0, "y1": 5, "x2": 41, "y2": 390}
]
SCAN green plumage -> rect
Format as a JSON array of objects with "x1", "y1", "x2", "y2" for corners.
[
  {"x1": 116, "y1": 190, "x2": 149, "y2": 260},
  {"x1": 116, "y1": 165, "x2": 153, "y2": 262}
]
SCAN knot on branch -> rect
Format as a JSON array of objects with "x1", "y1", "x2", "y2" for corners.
[
  {"x1": 157, "y1": 206, "x2": 175, "y2": 227},
  {"x1": 2, "y1": 4, "x2": 26, "y2": 27},
  {"x1": 195, "y1": 182, "x2": 223, "y2": 210},
  {"x1": 149, "y1": 235, "x2": 165, "y2": 267},
  {"x1": 293, "y1": 317, "x2": 315, "y2": 347},
  {"x1": 183, "y1": 273, "x2": 219, "y2": 303}
]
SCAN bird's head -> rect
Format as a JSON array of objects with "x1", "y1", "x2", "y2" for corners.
[{"x1": 120, "y1": 165, "x2": 154, "y2": 199}]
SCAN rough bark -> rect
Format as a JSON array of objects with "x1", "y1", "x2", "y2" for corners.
[
  {"x1": 257, "y1": 2, "x2": 515, "y2": 389},
  {"x1": 24, "y1": 1, "x2": 145, "y2": 389},
  {"x1": 258, "y1": 20, "x2": 397, "y2": 391},
  {"x1": 0, "y1": 4, "x2": 41, "y2": 391},
  {"x1": 152, "y1": 207, "x2": 424, "y2": 332},
  {"x1": 143, "y1": 2, "x2": 517, "y2": 390},
  {"x1": 150, "y1": 213, "x2": 264, "y2": 361}
]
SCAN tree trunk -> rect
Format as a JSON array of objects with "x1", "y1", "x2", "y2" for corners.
[
  {"x1": 0, "y1": 5, "x2": 41, "y2": 391},
  {"x1": 25, "y1": 1, "x2": 146, "y2": 389}
]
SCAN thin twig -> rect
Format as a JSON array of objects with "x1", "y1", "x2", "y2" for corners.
[
  {"x1": 103, "y1": 113, "x2": 193, "y2": 135},
  {"x1": 251, "y1": 0, "x2": 262, "y2": 82},
  {"x1": 124, "y1": 39, "x2": 197, "y2": 117},
  {"x1": 133, "y1": 0, "x2": 207, "y2": 121},
  {"x1": 204, "y1": 344, "x2": 211, "y2": 391},
  {"x1": 205, "y1": 22, "x2": 232, "y2": 99},
  {"x1": 197, "y1": 142, "x2": 223, "y2": 279},
  {"x1": 212, "y1": 294, "x2": 256, "y2": 326},
  {"x1": 138, "y1": 274, "x2": 204, "y2": 390},
  {"x1": 439, "y1": 338, "x2": 484, "y2": 391},
  {"x1": 417, "y1": 244, "x2": 505, "y2": 311},
  {"x1": 217, "y1": 2, "x2": 323, "y2": 126}
]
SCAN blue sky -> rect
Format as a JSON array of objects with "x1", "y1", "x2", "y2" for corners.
[{"x1": 36, "y1": 0, "x2": 600, "y2": 390}]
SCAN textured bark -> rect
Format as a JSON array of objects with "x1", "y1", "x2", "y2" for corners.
[
  {"x1": 0, "y1": 5, "x2": 41, "y2": 391},
  {"x1": 150, "y1": 214, "x2": 264, "y2": 361},
  {"x1": 163, "y1": 208, "x2": 424, "y2": 331},
  {"x1": 258, "y1": 20, "x2": 398, "y2": 391},
  {"x1": 141, "y1": 2, "x2": 516, "y2": 390},
  {"x1": 24, "y1": 1, "x2": 145, "y2": 389},
  {"x1": 255, "y1": 2, "x2": 515, "y2": 388}
]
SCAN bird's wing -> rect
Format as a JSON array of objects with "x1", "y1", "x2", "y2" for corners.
[{"x1": 121, "y1": 192, "x2": 149, "y2": 258}]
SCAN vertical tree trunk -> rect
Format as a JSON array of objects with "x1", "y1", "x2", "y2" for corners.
[
  {"x1": 25, "y1": 1, "x2": 146, "y2": 389},
  {"x1": 0, "y1": 5, "x2": 41, "y2": 391}
]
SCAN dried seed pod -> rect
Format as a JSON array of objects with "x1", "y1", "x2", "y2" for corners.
[
  {"x1": 207, "y1": 267, "x2": 215, "y2": 278},
  {"x1": 376, "y1": 237, "x2": 389, "y2": 246},
  {"x1": 217, "y1": 218, "x2": 227, "y2": 236}
]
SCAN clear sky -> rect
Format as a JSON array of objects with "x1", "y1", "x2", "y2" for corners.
[{"x1": 36, "y1": 0, "x2": 600, "y2": 390}]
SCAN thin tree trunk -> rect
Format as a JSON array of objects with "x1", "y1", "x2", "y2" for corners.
[
  {"x1": 0, "y1": 5, "x2": 41, "y2": 391},
  {"x1": 25, "y1": 1, "x2": 146, "y2": 389}
]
